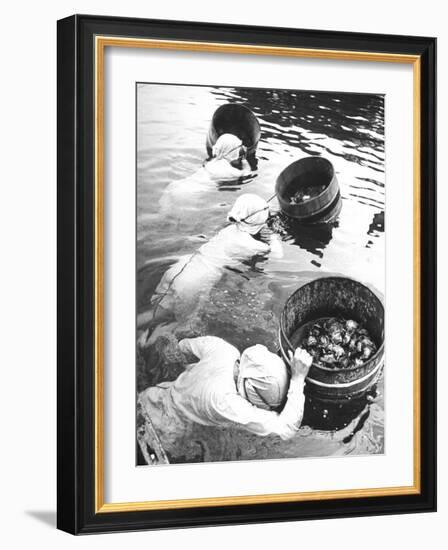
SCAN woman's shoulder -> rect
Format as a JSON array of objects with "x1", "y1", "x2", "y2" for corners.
[
  {"x1": 185, "y1": 335, "x2": 239, "y2": 357},
  {"x1": 210, "y1": 336, "x2": 240, "y2": 358},
  {"x1": 205, "y1": 159, "x2": 245, "y2": 180}
]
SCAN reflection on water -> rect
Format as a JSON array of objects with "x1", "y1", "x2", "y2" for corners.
[{"x1": 137, "y1": 83, "x2": 385, "y2": 464}]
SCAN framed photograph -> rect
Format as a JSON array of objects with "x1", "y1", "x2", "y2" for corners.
[{"x1": 57, "y1": 14, "x2": 436, "y2": 534}]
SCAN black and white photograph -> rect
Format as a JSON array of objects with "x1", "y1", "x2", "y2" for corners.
[
  {"x1": 135, "y1": 83, "x2": 385, "y2": 466},
  {"x1": 0, "y1": 1, "x2": 440, "y2": 542}
]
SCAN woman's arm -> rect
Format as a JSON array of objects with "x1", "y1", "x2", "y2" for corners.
[
  {"x1": 272, "y1": 349, "x2": 311, "y2": 435},
  {"x1": 269, "y1": 232, "x2": 284, "y2": 259},
  {"x1": 256, "y1": 227, "x2": 284, "y2": 259},
  {"x1": 214, "y1": 349, "x2": 312, "y2": 440}
]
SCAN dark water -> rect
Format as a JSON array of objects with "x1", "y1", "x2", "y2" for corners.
[{"x1": 137, "y1": 83, "x2": 385, "y2": 463}]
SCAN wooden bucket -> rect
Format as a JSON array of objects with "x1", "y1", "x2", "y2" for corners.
[
  {"x1": 279, "y1": 277, "x2": 384, "y2": 402},
  {"x1": 275, "y1": 157, "x2": 340, "y2": 224},
  {"x1": 206, "y1": 104, "x2": 261, "y2": 162}
]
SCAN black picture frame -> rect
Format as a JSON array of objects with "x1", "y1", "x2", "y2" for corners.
[{"x1": 57, "y1": 14, "x2": 436, "y2": 534}]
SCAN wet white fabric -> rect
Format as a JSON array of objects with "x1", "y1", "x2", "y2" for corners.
[
  {"x1": 159, "y1": 160, "x2": 250, "y2": 218},
  {"x1": 137, "y1": 195, "x2": 273, "y2": 329},
  {"x1": 211, "y1": 133, "x2": 242, "y2": 162},
  {"x1": 138, "y1": 336, "x2": 306, "y2": 452},
  {"x1": 203, "y1": 159, "x2": 249, "y2": 180},
  {"x1": 237, "y1": 345, "x2": 289, "y2": 410},
  {"x1": 226, "y1": 193, "x2": 269, "y2": 235},
  {"x1": 136, "y1": 224, "x2": 271, "y2": 328}
]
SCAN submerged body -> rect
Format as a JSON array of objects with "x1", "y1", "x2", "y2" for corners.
[
  {"x1": 137, "y1": 194, "x2": 283, "y2": 332},
  {"x1": 138, "y1": 337, "x2": 308, "y2": 450},
  {"x1": 159, "y1": 134, "x2": 252, "y2": 217},
  {"x1": 138, "y1": 336, "x2": 367, "y2": 458}
]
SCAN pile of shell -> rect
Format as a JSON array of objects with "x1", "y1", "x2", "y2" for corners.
[
  {"x1": 289, "y1": 184, "x2": 326, "y2": 204},
  {"x1": 301, "y1": 317, "x2": 377, "y2": 370}
]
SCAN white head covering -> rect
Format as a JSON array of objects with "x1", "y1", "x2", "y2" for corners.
[
  {"x1": 237, "y1": 345, "x2": 289, "y2": 410},
  {"x1": 212, "y1": 133, "x2": 243, "y2": 162},
  {"x1": 226, "y1": 193, "x2": 270, "y2": 235}
]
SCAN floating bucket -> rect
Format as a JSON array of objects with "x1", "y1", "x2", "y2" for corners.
[
  {"x1": 279, "y1": 277, "x2": 384, "y2": 402},
  {"x1": 206, "y1": 104, "x2": 261, "y2": 161},
  {"x1": 275, "y1": 156, "x2": 341, "y2": 224}
]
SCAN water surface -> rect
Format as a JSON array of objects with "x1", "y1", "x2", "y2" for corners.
[{"x1": 137, "y1": 83, "x2": 385, "y2": 464}]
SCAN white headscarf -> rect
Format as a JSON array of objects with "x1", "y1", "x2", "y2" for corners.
[
  {"x1": 212, "y1": 133, "x2": 243, "y2": 163},
  {"x1": 237, "y1": 345, "x2": 289, "y2": 410},
  {"x1": 226, "y1": 193, "x2": 270, "y2": 235}
]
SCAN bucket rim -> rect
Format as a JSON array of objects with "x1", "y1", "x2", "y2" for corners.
[
  {"x1": 275, "y1": 156, "x2": 336, "y2": 206},
  {"x1": 279, "y1": 276, "x2": 385, "y2": 374},
  {"x1": 277, "y1": 155, "x2": 335, "y2": 178},
  {"x1": 212, "y1": 103, "x2": 261, "y2": 129}
]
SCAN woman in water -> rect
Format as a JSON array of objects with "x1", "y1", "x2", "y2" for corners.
[
  {"x1": 138, "y1": 336, "x2": 370, "y2": 461},
  {"x1": 137, "y1": 193, "x2": 283, "y2": 345},
  {"x1": 159, "y1": 133, "x2": 252, "y2": 218}
]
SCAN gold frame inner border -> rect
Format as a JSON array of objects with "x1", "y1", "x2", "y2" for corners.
[{"x1": 94, "y1": 35, "x2": 421, "y2": 514}]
